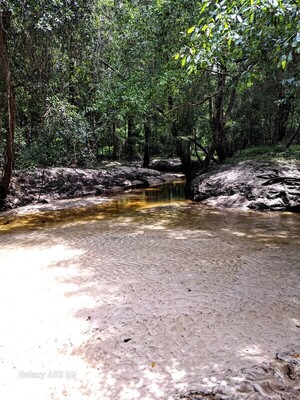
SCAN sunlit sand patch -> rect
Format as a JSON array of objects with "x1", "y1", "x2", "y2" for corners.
[
  {"x1": 0, "y1": 197, "x2": 299, "y2": 399},
  {"x1": 238, "y1": 345, "x2": 264, "y2": 362}
]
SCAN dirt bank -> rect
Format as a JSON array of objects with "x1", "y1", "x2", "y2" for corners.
[
  {"x1": 2, "y1": 166, "x2": 180, "y2": 211},
  {"x1": 3, "y1": 160, "x2": 300, "y2": 213},
  {"x1": 191, "y1": 160, "x2": 300, "y2": 212}
]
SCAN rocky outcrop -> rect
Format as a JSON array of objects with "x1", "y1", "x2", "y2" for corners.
[
  {"x1": 149, "y1": 159, "x2": 182, "y2": 173},
  {"x1": 191, "y1": 160, "x2": 300, "y2": 211},
  {"x1": 5, "y1": 166, "x2": 179, "y2": 210}
]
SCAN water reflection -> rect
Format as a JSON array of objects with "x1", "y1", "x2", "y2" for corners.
[
  {"x1": 141, "y1": 180, "x2": 186, "y2": 203},
  {"x1": 0, "y1": 180, "x2": 187, "y2": 233},
  {"x1": 0, "y1": 178, "x2": 300, "y2": 248}
]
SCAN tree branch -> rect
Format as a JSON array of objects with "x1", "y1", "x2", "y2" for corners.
[
  {"x1": 167, "y1": 94, "x2": 216, "y2": 114},
  {"x1": 189, "y1": 137, "x2": 219, "y2": 164},
  {"x1": 99, "y1": 58, "x2": 124, "y2": 78},
  {"x1": 286, "y1": 125, "x2": 300, "y2": 148}
]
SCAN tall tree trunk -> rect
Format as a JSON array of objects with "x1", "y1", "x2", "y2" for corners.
[
  {"x1": 111, "y1": 122, "x2": 118, "y2": 160},
  {"x1": 273, "y1": 89, "x2": 291, "y2": 144},
  {"x1": 0, "y1": 9, "x2": 15, "y2": 209},
  {"x1": 212, "y1": 67, "x2": 231, "y2": 163},
  {"x1": 68, "y1": 35, "x2": 77, "y2": 105},
  {"x1": 143, "y1": 120, "x2": 151, "y2": 168},
  {"x1": 125, "y1": 116, "x2": 136, "y2": 160}
]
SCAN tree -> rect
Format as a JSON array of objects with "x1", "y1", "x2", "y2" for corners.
[
  {"x1": 0, "y1": 5, "x2": 15, "y2": 208},
  {"x1": 179, "y1": 0, "x2": 300, "y2": 160},
  {"x1": 0, "y1": 0, "x2": 299, "y2": 209},
  {"x1": 0, "y1": 1, "x2": 101, "y2": 171}
]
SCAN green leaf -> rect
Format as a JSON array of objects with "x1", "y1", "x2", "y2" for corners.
[
  {"x1": 281, "y1": 59, "x2": 287, "y2": 69},
  {"x1": 174, "y1": 53, "x2": 180, "y2": 60},
  {"x1": 187, "y1": 65, "x2": 196, "y2": 75},
  {"x1": 201, "y1": 2, "x2": 209, "y2": 13},
  {"x1": 188, "y1": 26, "x2": 195, "y2": 34},
  {"x1": 181, "y1": 57, "x2": 186, "y2": 67}
]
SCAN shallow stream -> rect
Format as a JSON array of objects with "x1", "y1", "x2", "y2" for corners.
[{"x1": 0, "y1": 181, "x2": 299, "y2": 399}]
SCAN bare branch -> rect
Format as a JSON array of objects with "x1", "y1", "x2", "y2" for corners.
[{"x1": 99, "y1": 58, "x2": 124, "y2": 78}]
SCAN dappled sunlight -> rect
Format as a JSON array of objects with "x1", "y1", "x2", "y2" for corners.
[
  {"x1": 0, "y1": 242, "x2": 85, "y2": 323},
  {"x1": 0, "y1": 240, "x2": 93, "y2": 399},
  {"x1": 139, "y1": 223, "x2": 167, "y2": 230},
  {"x1": 221, "y1": 227, "x2": 300, "y2": 245},
  {"x1": 64, "y1": 216, "x2": 299, "y2": 397},
  {"x1": 0, "y1": 206, "x2": 107, "y2": 233},
  {"x1": 0, "y1": 191, "x2": 300, "y2": 399},
  {"x1": 237, "y1": 344, "x2": 265, "y2": 363},
  {"x1": 165, "y1": 229, "x2": 215, "y2": 241},
  {"x1": 138, "y1": 200, "x2": 188, "y2": 210},
  {"x1": 222, "y1": 228, "x2": 248, "y2": 237},
  {"x1": 291, "y1": 318, "x2": 300, "y2": 327},
  {"x1": 165, "y1": 360, "x2": 187, "y2": 382}
]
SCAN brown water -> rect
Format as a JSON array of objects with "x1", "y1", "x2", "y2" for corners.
[
  {"x1": 0, "y1": 182, "x2": 300, "y2": 399},
  {"x1": 0, "y1": 180, "x2": 187, "y2": 233}
]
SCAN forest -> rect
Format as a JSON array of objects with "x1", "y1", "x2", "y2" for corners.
[
  {"x1": 0, "y1": 0, "x2": 300, "y2": 204},
  {"x1": 1, "y1": 3, "x2": 300, "y2": 398}
]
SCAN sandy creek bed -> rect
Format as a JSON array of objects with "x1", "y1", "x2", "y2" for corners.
[{"x1": 0, "y1": 189, "x2": 299, "y2": 399}]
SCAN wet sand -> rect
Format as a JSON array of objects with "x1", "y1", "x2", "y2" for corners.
[{"x1": 0, "y1": 202, "x2": 299, "y2": 399}]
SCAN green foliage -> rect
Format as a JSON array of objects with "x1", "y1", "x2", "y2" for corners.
[
  {"x1": 1, "y1": 0, "x2": 299, "y2": 175},
  {"x1": 16, "y1": 97, "x2": 95, "y2": 168},
  {"x1": 230, "y1": 144, "x2": 300, "y2": 162},
  {"x1": 182, "y1": 0, "x2": 300, "y2": 72}
]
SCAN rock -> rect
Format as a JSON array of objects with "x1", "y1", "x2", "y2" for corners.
[
  {"x1": 191, "y1": 160, "x2": 300, "y2": 212},
  {"x1": 94, "y1": 185, "x2": 107, "y2": 195},
  {"x1": 102, "y1": 161, "x2": 122, "y2": 168},
  {"x1": 202, "y1": 193, "x2": 250, "y2": 209},
  {"x1": 287, "y1": 204, "x2": 300, "y2": 212},
  {"x1": 150, "y1": 159, "x2": 182, "y2": 173},
  {"x1": 248, "y1": 197, "x2": 286, "y2": 211},
  {"x1": 3, "y1": 166, "x2": 179, "y2": 211}
]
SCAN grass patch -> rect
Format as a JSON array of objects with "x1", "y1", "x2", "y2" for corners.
[{"x1": 229, "y1": 145, "x2": 300, "y2": 162}]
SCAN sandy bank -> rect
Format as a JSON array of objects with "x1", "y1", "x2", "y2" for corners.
[
  {"x1": 191, "y1": 160, "x2": 300, "y2": 212},
  {"x1": 0, "y1": 205, "x2": 299, "y2": 399},
  {"x1": 2, "y1": 166, "x2": 181, "y2": 211}
]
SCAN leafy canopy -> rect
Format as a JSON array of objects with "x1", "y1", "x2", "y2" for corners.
[{"x1": 177, "y1": 0, "x2": 300, "y2": 72}]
